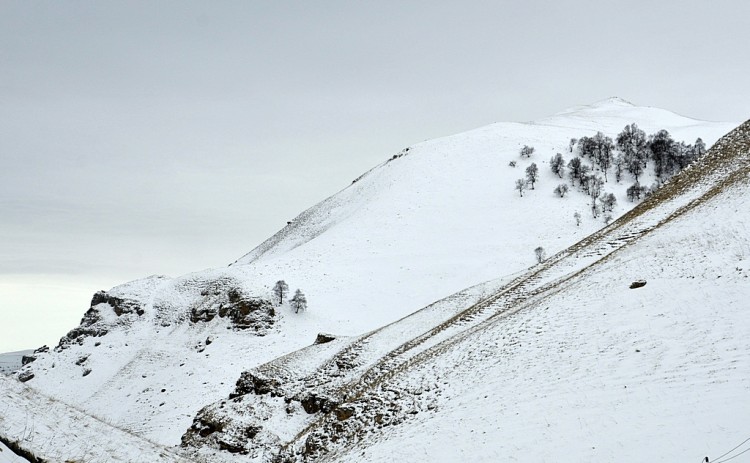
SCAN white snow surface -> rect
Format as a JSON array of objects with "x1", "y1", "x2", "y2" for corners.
[
  {"x1": 179, "y1": 118, "x2": 749, "y2": 463},
  {"x1": 327, "y1": 174, "x2": 750, "y2": 463},
  {"x1": 0, "y1": 375, "x2": 189, "y2": 462},
  {"x1": 0, "y1": 442, "x2": 25, "y2": 463},
  {"x1": 5, "y1": 99, "x2": 738, "y2": 453}
]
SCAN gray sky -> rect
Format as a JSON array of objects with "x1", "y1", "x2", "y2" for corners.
[{"x1": 1, "y1": 1, "x2": 747, "y2": 352}]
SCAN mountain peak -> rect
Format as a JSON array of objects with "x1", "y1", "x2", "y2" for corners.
[{"x1": 592, "y1": 96, "x2": 635, "y2": 107}]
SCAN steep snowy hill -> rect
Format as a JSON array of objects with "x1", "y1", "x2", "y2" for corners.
[
  {"x1": 9, "y1": 99, "x2": 736, "y2": 449},
  {"x1": 0, "y1": 376, "x2": 189, "y2": 462},
  {"x1": 183, "y1": 119, "x2": 750, "y2": 462}
]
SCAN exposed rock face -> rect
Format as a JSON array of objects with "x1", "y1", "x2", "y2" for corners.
[
  {"x1": 91, "y1": 290, "x2": 144, "y2": 316},
  {"x1": 56, "y1": 291, "x2": 145, "y2": 350},
  {"x1": 181, "y1": 403, "x2": 268, "y2": 457},
  {"x1": 21, "y1": 345, "x2": 49, "y2": 366},
  {"x1": 299, "y1": 393, "x2": 340, "y2": 415},
  {"x1": 190, "y1": 287, "x2": 276, "y2": 333},
  {"x1": 630, "y1": 280, "x2": 647, "y2": 289},
  {"x1": 17, "y1": 370, "x2": 34, "y2": 382},
  {"x1": 230, "y1": 371, "x2": 283, "y2": 398}
]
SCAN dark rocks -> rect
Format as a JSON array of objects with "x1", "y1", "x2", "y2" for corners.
[
  {"x1": 217, "y1": 439, "x2": 246, "y2": 454},
  {"x1": 182, "y1": 407, "x2": 264, "y2": 457},
  {"x1": 18, "y1": 370, "x2": 34, "y2": 382},
  {"x1": 56, "y1": 291, "x2": 142, "y2": 350},
  {"x1": 314, "y1": 333, "x2": 337, "y2": 345},
  {"x1": 21, "y1": 355, "x2": 36, "y2": 366},
  {"x1": 300, "y1": 394, "x2": 340, "y2": 414},
  {"x1": 334, "y1": 406, "x2": 355, "y2": 421},
  {"x1": 34, "y1": 345, "x2": 49, "y2": 354},
  {"x1": 303, "y1": 434, "x2": 326, "y2": 457},
  {"x1": 191, "y1": 287, "x2": 276, "y2": 333},
  {"x1": 91, "y1": 290, "x2": 144, "y2": 316},
  {"x1": 230, "y1": 371, "x2": 282, "y2": 398},
  {"x1": 221, "y1": 297, "x2": 275, "y2": 330},
  {"x1": 190, "y1": 307, "x2": 217, "y2": 323},
  {"x1": 82, "y1": 368, "x2": 92, "y2": 377},
  {"x1": 629, "y1": 280, "x2": 647, "y2": 289},
  {"x1": 57, "y1": 325, "x2": 109, "y2": 350}
]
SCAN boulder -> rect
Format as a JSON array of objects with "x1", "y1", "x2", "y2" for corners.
[{"x1": 314, "y1": 333, "x2": 337, "y2": 345}]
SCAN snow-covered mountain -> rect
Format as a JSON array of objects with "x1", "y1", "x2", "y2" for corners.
[
  {"x1": 179, "y1": 118, "x2": 750, "y2": 462},
  {"x1": 3, "y1": 99, "x2": 744, "y2": 462}
]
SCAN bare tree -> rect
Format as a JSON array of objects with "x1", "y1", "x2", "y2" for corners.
[
  {"x1": 626, "y1": 182, "x2": 643, "y2": 202},
  {"x1": 534, "y1": 246, "x2": 546, "y2": 263},
  {"x1": 520, "y1": 145, "x2": 535, "y2": 158},
  {"x1": 613, "y1": 154, "x2": 624, "y2": 183},
  {"x1": 525, "y1": 162, "x2": 539, "y2": 189},
  {"x1": 273, "y1": 280, "x2": 289, "y2": 305},
  {"x1": 515, "y1": 178, "x2": 527, "y2": 197},
  {"x1": 599, "y1": 192, "x2": 617, "y2": 212},
  {"x1": 550, "y1": 153, "x2": 565, "y2": 178},
  {"x1": 573, "y1": 211, "x2": 582, "y2": 226},
  {"x1": 591, "y1": 201, "x2": 601, "y2": 219},
  {"x1": 554, "y1": 183, "x2": 569, "y2": 198},
  {"x1": 568, "y1": 156, "x2": 584, "y2": 185},
  {"x1": 290, "y1": 289, "x2": 307, "y2": 314}
]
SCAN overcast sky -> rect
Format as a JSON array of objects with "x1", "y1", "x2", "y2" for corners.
[{"x1": 1, "y1": 1, "x2": 747, "y2": 353}]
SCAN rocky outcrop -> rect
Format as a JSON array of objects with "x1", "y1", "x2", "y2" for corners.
[
  {"x1": 181, "y1": 404, "x2": 266, "y2": 457},
  {"x1": 91, "y1": 291, "x2": 144, "y2": 316},
  {"x1": 299, "y1": 393, "x2": 340, "y2": 415},
  {"x1": 56, "y1": 291, "x2": 144, "y2": 350},
  {"x1": 17, "y1": 370, "x2": 34, "y2": 383},
  {"x1": 230, "y1": 371, "x2": 284, "y2": 398},
  {"x1": 190, "y1": 287, "x2": 276, "y2": 333},
  {"x1": 20, "y1": 345, "x2": 49, "y2": 366},
  {"x1": 314, "y1": 333, "x2": 337, "y2": 345}
]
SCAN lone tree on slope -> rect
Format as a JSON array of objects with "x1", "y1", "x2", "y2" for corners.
[
  {"x1": 534, "y1": 246, "x2": 546, "y2": 264},
  {"x1": 273, "y1": 280, "x2": 289, "y2": 305},
  {"x1": 554, "y1": 183, "x2": 569, "y2": 198},
  {"x1": 515, "y1": 178, "x2": 527, "y2": 197},
  {"x1": 290, "y1": 289, "x2": 307, "y2": 314},
  {"x1": 520, "y1": 145, "x2": 535, "y2": 158},
  {"x1": 525, "y1": 162, "x2": 539, "y2": 189}
]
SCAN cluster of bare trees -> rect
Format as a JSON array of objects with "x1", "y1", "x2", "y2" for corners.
[
  {"x1": 273, "y1": 280, "x2": 307, "y2": 313},
  {"x1": 513, "y1": 123, "x2": 706, "y2": 225}
]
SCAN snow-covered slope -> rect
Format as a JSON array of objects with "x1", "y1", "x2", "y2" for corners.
[
  {"x1": 184, "y1": 119, "x2": 750, "y2": 462},
  {"x1": 0, "y1": 376, "x2": 190, "y2": 462},
  {"x1": 323, "y1": 120, "x2": 750, "y2": 463},
  {"x1": 8, "y1": 99, "x2": 736, "y2": 450}
]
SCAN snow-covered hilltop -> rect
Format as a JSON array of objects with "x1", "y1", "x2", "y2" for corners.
[
  {"x1": 3, "y1": 100, "x2": 743, "y2": 462},
  {"x1": 181, "y1": 118, "x2": 750, "y2": 462}
]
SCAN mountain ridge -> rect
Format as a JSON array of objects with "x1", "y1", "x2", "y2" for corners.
[{"x1": 3, "y1": 102, "x2": 741, "y2": 461}]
